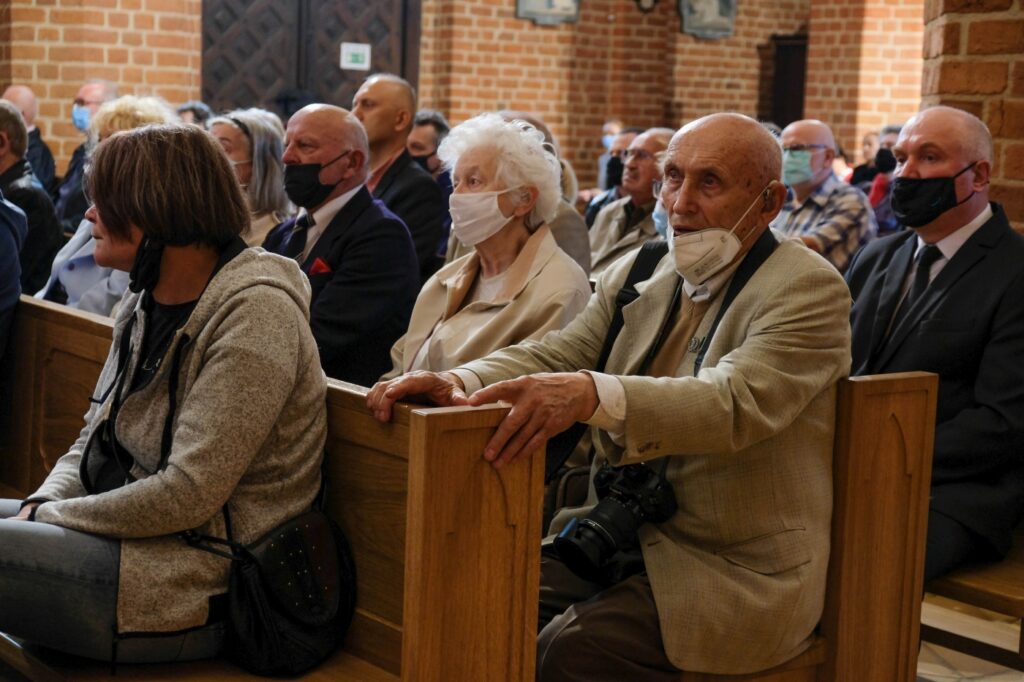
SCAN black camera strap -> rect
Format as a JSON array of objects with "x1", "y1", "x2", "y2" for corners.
[
  {"x1": 544, "y1": 240, "x2": 668, "y2": 482},
  {"x1": 545, "y1": 230, "x2": 779, "y2": 481}
]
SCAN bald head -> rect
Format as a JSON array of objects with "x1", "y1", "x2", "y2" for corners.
[
  {"x1": 781, "y1": 119, "x2": 836, "y2": 151},
  {"x1": 283, "y1": 104, "x2": 370, "y2": 204},
  {"x1": 672, "y1": 113, "x2": 782, "y2": 191},
  {"x1": 2, "y1": 85, "x2": 37, "y2": 128},
  {"x1": 902, "y1": 105, "x2": 993, "y2": 166},
  {"x1": 353, "y1": 74, "x2": 417, "y2": 154}
]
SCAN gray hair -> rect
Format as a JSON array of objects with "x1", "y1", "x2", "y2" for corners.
[
  {"x1": 438, "y1": 112, "x2": 562, "y2": 229},
  {"x1": 210, "y1": 108, "x2": 292, "y2": 220}
]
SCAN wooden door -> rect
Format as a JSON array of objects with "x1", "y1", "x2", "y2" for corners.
[
  {"x1": 769, "y1": 34, "x2": 808, "y2": 129},
  {"x1": 202, "y1": 0, "x2": 421, "y2": 119}
]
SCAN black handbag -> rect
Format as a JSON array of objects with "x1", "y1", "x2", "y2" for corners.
[{"x1": 184, "y1": 505, "x2": 357, "y2": 677}]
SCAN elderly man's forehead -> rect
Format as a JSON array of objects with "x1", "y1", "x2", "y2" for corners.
[{"x1": 895, "y1": 114, "x2": 970, "y2": 157}]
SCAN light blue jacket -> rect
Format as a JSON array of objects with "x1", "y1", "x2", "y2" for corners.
[{"x1": 34, "y1": 218, "x2": 129, "y2": 316}]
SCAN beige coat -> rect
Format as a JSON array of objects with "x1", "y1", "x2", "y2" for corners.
[
  {"x1": 31, "y1": 248, "x2": 327, "y2": 635},
  {"x1": 589, "y1": 196, "x2": 659, "y2": 276},
  {"x1": 459, "y1": 236, "x2": 851, "y2": 674},
  {"x1": 383, "y1": 224, "x2": 589, "y2": 380}
]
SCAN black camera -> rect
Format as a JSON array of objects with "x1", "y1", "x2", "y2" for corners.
[{"x1": 554, "y1": 462, "x2": 677, "y2": 582}]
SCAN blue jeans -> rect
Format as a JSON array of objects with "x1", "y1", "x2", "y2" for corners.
[{"x1": 0, "y1": 499, "x2": 223, "y2": 663}]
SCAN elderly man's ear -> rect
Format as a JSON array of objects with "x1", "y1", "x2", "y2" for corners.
[
  {"x1": 971, "y1": 160, "x2": 992, "y2": 190},
  {"x1": 761, "y1": 180, "x2": 787, "y2": 220}
]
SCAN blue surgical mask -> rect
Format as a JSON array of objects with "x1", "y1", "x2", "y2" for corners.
[
  {"x1": 601, "y1": 134, "x2": 615, "y2": 151},
  {"x1": 72, "y1": 104, "x2": 91, "y2": 133},
  {"x1": 782, "y1": 149, "x2": 814, "y2": 186},
  {"x1": 652, "y1": 200, "x2": 669, "y2": 239}
]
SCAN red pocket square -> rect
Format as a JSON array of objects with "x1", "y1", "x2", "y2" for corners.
[{"x1": 309, "y1": 257, "x2": 332, "y2": 275}]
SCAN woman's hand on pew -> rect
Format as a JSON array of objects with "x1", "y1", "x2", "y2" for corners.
[
  {"x1": 11, "y1": 502, "x2": 39, "y2": 521},
  {"x1": 468, "y1": 372, "x2": 598, "y2": 470},
  {"x1": 367, "y1": 371, "x2": 471, "y2": 422}
]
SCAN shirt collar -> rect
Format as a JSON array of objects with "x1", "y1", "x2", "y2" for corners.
[
  {"x1": 915, "y1": 203, "x2": 992, "y2": 261},
  {"x1": 681, "y1": 256, "x2": 743, "y2": 303},
  {"x1": 305, "y1": 183, "x2": 362, "y2": 229},
  {"x1": 788, "y1": 172, "x2": 840, "y2": 210}
]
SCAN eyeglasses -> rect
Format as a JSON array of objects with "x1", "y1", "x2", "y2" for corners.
[
  {"x1": 73, "y1": 98, "x2": 104, "y2": 107},
  {"x1": 622, "y1": 148, "x2": 656, "y2": 162},
  {"x1": 782, "y1": 144, "x2": 829, "y2": 153}
]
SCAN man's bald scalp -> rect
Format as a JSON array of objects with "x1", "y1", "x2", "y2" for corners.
[
  {"x1": 912, "y1": 105, "x2": 993, "y2": 165},
  {"x1": 675, "y1": 113, "x2": 782, "y2": 189},
  {"x1": 366, "y1": 73, "x2": 416, "y2": 116},
  {"x1": 2, "y1": 85, "x2": 37, "y2": 125}
]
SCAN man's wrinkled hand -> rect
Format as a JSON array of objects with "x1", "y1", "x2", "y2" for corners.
[
  {"x1": 468, "y1": 372, "x2": 599, "y2": 469},
  {"x1": 366, "y1": 371, "x2": 469, "y2": 423}
]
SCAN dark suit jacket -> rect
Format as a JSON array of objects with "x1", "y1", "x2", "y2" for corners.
[
  {"x1": 26, "y1": 128, "x2": 55, "y2": 192},
  {"x1": 0, "y1": 158, "x2": 62, "y2": 293},
  {"x1": 372, "y1": 149, "x2": 445, "y2": 283},
  {"x1": 846, "y1": 203, "x2": 1024, "y2": 555},
  {"x1": 263, "y1": 185, "x2": 418, "y2": 386},
  {"x1": 0, "y1": 193, "x2": 26, "y2": 361},
  {"x1": 53, "y1": 142, "x2": 89, "y2": 236}
]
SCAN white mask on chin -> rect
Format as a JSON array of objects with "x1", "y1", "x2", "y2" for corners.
[
  {"x1": 449, "y1": 189, "x2": 515, "y2": 247},
  {"x1": 671, "y1": 185, "x2": 772, "y2": 285}
]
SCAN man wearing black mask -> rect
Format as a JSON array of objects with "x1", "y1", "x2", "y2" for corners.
[
  {"x1": 584, "y1": 128, "x2": 640, "y2": 228},
  {"x1": 846, "y1": 105, "x2": 1024, "y2": 583},
  {"x1": 263, "y1": 104, "x2": 418, "y2": 386}
]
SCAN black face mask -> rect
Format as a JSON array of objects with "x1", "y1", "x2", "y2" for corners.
[
  {"x1": 128, "y1": 236, "x2": 164, "y2": 293},
  {"x1": 284, "y1": 150, "x2": 350, "y2": 209},
  {"x1": 874, "y1": 147, "x2": 897, "y2": 173},
  {"x1": 411, "y1": 153, "x2": 434, "y2": 173},
  {"x1": 891, "y1": 162, "x2": 977, "y2": 228},
  {"x1": 604, "y1": 154, "x2": 624, "y2": 190}
]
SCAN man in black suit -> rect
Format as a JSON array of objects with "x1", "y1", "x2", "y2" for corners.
[
  {"x1": 263, "y1": 103, "x2": 418, "y2": 386},
  {"x1": 0, "y1": 101, "x2": 61, "y2": 294},
  {"x1": 353, "y1": 73, "x2": 446, "y2": 282},
  {"x1": 846, "y1": 105, "x2": 1024, "y2": 583}
]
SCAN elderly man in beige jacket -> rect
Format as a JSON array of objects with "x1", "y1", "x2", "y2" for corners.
[{"x1": 368, "y1": 113, "x2": 851, "y2": 679}]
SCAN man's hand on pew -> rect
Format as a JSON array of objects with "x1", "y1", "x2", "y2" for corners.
[
  {"x1": 468, "y1": 372, "x2": 598, "y2": 470},
  {"x1": 367, "y1": 371, "x2": 470, "y2": 422}
]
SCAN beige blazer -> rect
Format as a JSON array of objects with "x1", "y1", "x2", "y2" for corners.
[
  {"x1": 589, "y1": 196, "x2": 659, "y2": 276},
  {"x1": 458, "y1": 236, "x2": 852, "y2": 674},
  {"x1": 382, "y1": 224, "x2": 589, "y2": 380}
]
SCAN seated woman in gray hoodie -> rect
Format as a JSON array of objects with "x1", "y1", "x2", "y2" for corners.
[{"x1": 0, "y1": 124, "x2": 327, "y2": 664}]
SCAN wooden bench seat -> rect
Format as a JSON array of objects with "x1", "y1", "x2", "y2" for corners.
[
  {"x1": 0, "y1": 296, "x2": 940, "y2": 681},
  {"x1": 920, "y1": 527, "x2": 1024, "y2": 670},
  {"x1": 0, "y1": 296, "x2": 543, "y2": 681}
]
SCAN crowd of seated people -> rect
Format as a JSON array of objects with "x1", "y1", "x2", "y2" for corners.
[{"x1": 0, "y1": 68, "x2": 1021, "y2": 682}]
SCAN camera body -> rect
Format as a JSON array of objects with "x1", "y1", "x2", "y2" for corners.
[{"x1": 554, "y1": 462, "x2": 677, "y2": 582}]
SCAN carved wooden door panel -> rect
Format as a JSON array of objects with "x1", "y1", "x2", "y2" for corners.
[{"x1": 202, "y1": 0, "x2": 421, "y2": 119}]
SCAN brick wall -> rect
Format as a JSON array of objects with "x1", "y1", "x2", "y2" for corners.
[
  {"x1": 922, "y1": 0, "x2": 1024, "y2": 227},
  {"x1": 0, "y1": 0, "x2": 201, "y2": 175},
  {"x1": 419, "y1": 0, "x2": 811, "y2": 188},
  {"x1": 804, "y1": 0, "x2": 925, "y2": 166}
]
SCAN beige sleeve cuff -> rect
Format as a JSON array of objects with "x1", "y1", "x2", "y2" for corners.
[
  {"x1": 581, "y1": 370, "x2": 626, "y2": 443},
  {"x1": 450, "y1": 368, "x2": 484, "y2": 395}
]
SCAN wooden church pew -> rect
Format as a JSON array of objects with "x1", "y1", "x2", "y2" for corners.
[
  {"x1": 0, "y1": 297, "x2": 939, "y2": 681},
  {"x1": 0, "y1": 296, "x2": 544, "y2": 681}
]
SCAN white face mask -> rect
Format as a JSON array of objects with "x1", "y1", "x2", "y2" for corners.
[
  {"x1": 449, "y1": 189, "x2": 515, "y2": 247},
  {"x1": 671, "y1": 185, "x2": 771, "y2": 285}
]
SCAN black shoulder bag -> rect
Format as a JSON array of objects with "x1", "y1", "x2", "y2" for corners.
[{"x1": 183, "y1": 487, "x2": 357, "y2": 677}]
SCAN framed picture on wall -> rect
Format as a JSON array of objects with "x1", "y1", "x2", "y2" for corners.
[
  {"x1": 680, "y1": 0, "x2": 736, "y2": 39},
  {"x1": 516, "y1": 0, "x2": 580, "y2": 26}
]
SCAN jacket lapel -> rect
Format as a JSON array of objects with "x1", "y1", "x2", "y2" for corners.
[
  {"x1": 612, "y1": 262, "x2": 679, "y2": 375},
  {"x1": 874, "y1": 208, "x2": 1005, "y2": 368},
  {"x1": 866, "y1": 235, "x2": 916, "y2": 367},
  {"x1": 301, "y1": 186, "x2": 374, "y2": 272}
]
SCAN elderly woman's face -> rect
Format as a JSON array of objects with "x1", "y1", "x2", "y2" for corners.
[{"x1": 211, "y1": 122, "x2": 252, "y2": 186}]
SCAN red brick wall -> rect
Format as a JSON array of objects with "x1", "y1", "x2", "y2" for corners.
[
  {"x1": 0, "y1": 0, "x2": 201, "y2": 175},
  {"x1": 922, "y1": 0, "x2": 1024, "y2": 227},
  {"x1": 419, "y1": 0, "x2": 811, "y2": 188},
  {"x1": 668, "y1": 0, "x2": 809, "y2": 124},
  {"x1": 804, "y1": 0, "x2": 925, "y2": 166}
]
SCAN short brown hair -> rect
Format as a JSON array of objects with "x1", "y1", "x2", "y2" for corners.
[
  {"x1": 85, "y1": 124, "x2": 250, "y2": 246},
  {"x1": 0, "y1": 100, "x2": 28, "y2": 158}
]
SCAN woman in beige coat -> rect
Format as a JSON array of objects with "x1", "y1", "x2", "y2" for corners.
[{"x1": 383, "y1": 112, "x2": 590, "y2": 380}]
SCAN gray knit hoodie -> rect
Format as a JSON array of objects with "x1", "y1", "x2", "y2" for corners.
[{"x1": 30, "y1": 247, "x2": 327, "y2": 635}]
